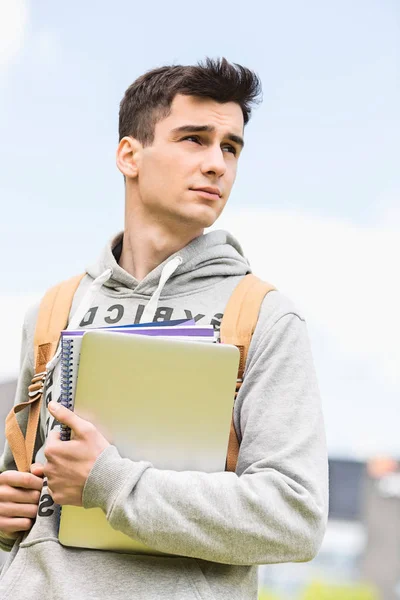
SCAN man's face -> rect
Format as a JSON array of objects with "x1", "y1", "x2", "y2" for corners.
[{"x1": 132, "y1": 94, "x2": 244, "y2": 230}]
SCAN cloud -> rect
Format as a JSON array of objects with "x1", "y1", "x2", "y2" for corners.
[{"x1": 0, "y1": 0, "x2": 28, "y2": 70}]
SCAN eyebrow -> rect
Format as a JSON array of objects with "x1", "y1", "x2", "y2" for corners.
[{"x1": 170, "y1": 125, "x2": 244, "y2": 149}]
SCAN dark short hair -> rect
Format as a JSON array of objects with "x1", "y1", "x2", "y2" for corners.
[{"x1": 119, "y1": 57, "x2": 262, "y2": 145}]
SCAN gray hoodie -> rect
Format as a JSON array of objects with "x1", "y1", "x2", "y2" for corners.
[{"x1": 0, "y1": 230, "x2": 328, "y2": 600}]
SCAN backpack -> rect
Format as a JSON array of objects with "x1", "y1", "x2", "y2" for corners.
[{"x1": 6, "y1": 274, "x2": 275, "y2": 473}]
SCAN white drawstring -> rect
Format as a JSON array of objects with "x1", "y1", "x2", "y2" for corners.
[
  {"x1": 46, "y1": 268, "x2": 113, "y2": 372},
  {"x1": 68, "y1": 268, "x2": 113, "y2": 331},
  {"x1": 45, "y1": 257, "x2": 182, "y2": 373},
  {"x1": 141, "y1": 256, "x2": 182, "y2": 323}
]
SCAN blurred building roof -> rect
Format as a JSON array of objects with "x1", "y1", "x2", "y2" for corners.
[{"x1": 328, "y1": 458, "x2": 366, "y2": 521}]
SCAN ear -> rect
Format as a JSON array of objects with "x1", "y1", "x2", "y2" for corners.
[{"x1": 116, "y1": 136, "x2": 142, "y2": 179}]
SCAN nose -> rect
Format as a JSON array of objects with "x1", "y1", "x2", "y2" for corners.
[{"x1": 200, "y1": 144, "x2": 226, "y2": 178}]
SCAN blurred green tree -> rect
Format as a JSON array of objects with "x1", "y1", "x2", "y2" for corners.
[
  {"x1": 258, "y1": 589, "x2": 284, "y2": 600},
  {"x1": 301, "y1": 581, "x2": 379, "y2": 600}
]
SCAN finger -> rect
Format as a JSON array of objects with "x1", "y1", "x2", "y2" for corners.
[
  {"x1": 0, "y1": 502, "x2": 38, "y2": 519},
  {"x1": 46, "y1": 429, "x2": 61, "y2": 444},
  {"x1": 30, "y1": 463, "x2": 45, "y2": 478},
  {"x1": 0, "y1": 471, "x2": 44, "y2": 492},
  {"x1": 48, "y1": 401, "x2": 90, "y2": 437},
  {"x1": 0, "y1": 486, "x2": 41, "y2": 504},
  {"x1": 0, "y1": 516, "x2": 34, "y2": 533}
]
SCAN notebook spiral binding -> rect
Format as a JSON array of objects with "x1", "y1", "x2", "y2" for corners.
[{"x1": 60, "y1": 337, "x2": 74, "y2": 441}]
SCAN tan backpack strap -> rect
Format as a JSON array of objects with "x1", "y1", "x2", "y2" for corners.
[
  {"x1": 6, "y1": 274, "x2": 85, "y2": 472},
  {"x1": 221, "y1": 274, "x2": 276, "y2": 472}
]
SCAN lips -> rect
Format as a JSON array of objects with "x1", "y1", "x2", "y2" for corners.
[{"x1": 191, "y1": 187, "x2": 222, "y2": 198}]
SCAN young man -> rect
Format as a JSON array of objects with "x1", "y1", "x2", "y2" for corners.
[{"x1": 0, "y1": 58, "x2": 328, "y2": 599}]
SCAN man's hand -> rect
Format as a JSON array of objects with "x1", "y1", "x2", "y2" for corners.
[
  {"x1": 0, "y1": 463, "x2": 44, "y2": 537},
  {"x1": 44, "y1": 401, "x2": 110, "y2": 507}
]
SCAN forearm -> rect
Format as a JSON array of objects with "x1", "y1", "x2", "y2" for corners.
[{"x1": 83, "y1": 445, "x2": 326, "y2": 565}]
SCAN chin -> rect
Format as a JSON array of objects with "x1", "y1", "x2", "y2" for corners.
[
  {"x1": 190, "y1": 214, "x2": 218, "y2": 230},
  {"x1": 186, "y1": 206, "x2": 221, "y2": 229}
]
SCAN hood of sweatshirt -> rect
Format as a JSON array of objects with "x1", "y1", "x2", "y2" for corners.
[{"x1": 86, "y1": 229, "x2": 251, "y2": 298}]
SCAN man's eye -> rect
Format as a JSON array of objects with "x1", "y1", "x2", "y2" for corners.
[
  {"x1": 222, "y1": 144, "x2": 237, "y2": 155},
  {"x1": 182, "y1": 136, "x2": 201, "y2": 144}
]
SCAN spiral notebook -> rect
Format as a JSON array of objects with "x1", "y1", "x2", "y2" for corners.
[{"x1": 57, "y1": 329, "x2": 240, "y2": 554}]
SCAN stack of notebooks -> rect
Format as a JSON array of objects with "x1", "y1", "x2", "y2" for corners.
[{"x1": 57, "y1": 319, "x2": 240, "y2": 554}]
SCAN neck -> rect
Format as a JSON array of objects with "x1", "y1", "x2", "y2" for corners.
[{"x1": 120, "y1": 196, "x2": 203, "y2": 281}]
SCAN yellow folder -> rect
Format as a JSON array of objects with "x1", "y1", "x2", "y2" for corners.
[{"x1": 58, "y1": 331, "x2": 239, "y2": 553}]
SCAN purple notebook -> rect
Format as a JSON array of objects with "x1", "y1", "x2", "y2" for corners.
[{"x1": 61, "y1": 325, "x2": 215, "y2": 339}]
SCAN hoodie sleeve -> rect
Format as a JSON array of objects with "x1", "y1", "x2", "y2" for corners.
[
  {"x1": 83, "y1": 294, "x2": 329, "y2": 565},
  {"x1": 0, "y1": 308, "x2": 36, "y2": 551}
]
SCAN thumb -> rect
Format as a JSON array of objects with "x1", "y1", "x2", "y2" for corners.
[
  {"x1": 48, "y1": 400, "x2": 86, "y2": 436},
  {"x1": 30, "y1": 462, "x2": 45, "y2": 478}
]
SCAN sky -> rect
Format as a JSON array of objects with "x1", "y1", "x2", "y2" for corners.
[{"x1": 0, "y1": 0, "x2": 399, "y2": 459}]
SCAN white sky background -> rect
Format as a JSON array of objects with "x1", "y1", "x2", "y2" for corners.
[{"x1": 0, "y1": 0, "x2": 399, "y2": 459}]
